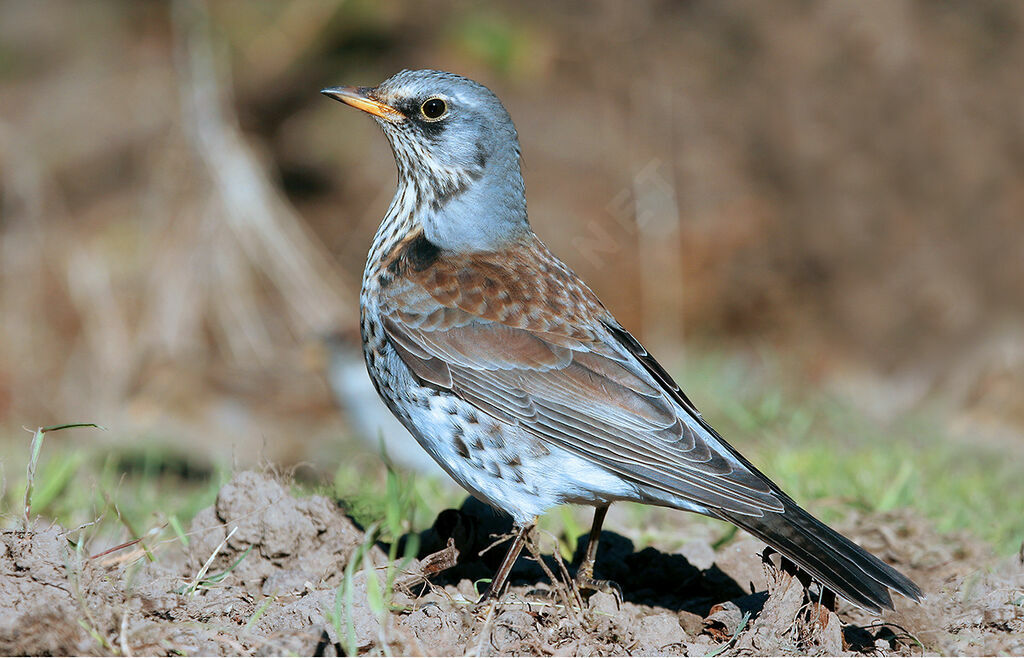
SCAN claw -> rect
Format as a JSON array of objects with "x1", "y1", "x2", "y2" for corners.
[
  {"x1": 475, "y1": 589, "x2": 499, "y2": 608},
  {"x1": 574, "y1": 573, "x2": 623, "y2": 610}
]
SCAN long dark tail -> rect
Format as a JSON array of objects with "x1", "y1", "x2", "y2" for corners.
[{"x1": 716, "y1": 498, "x2": 923, "y2": 613}]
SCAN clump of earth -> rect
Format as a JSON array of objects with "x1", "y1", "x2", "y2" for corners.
[{"x1": 2, "y1": 471, "x2": 1021, "y2": 655}]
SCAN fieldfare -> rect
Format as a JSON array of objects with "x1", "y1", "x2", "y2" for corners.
[{"x1": 322, "y1": 69, "x2": 922, "y2": 613}]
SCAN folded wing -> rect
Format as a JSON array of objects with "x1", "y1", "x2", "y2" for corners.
[{"x1": 379, "y1": 237, "x2": 784, "y2": 516}]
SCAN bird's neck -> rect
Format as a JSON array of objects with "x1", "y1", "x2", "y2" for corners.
[
  {"x1": 421, "y1": 153, "x2": 529, "y2": 253},
  {"x1": 370, "y1": 147, "x2": 529, "y2": 267}
]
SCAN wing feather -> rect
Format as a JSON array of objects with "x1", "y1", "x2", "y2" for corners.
[{"x1": 379, "y1": 238, "x2": 784, "y2": 515}]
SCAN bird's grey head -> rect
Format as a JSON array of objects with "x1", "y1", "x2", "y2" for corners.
[{"x1": 323, "y1": 69, "x2": 529, "y2": 252}]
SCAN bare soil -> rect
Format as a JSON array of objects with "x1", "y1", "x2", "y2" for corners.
[{"x1": 2, "y1": 471, "x2": 1021, "y2": 656}]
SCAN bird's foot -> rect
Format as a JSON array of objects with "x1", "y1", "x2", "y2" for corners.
[
  {"x1": 475, "y1": 582, "x2": 502, "y2": 608},
  {"x1": 573, "y1": 573, "x2": 623, "y2": 609}
]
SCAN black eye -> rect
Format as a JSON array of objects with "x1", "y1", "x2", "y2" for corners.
[{"x1": 420, "y1": 98, "x2": 447, "y2": 120}]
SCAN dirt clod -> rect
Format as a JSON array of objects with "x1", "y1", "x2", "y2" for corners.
[
  {"x1": 1, "y1": 526, "x2": 102, "y2": 655},
  {"x1": 188, "y1": 471, "x2": 363, "y2": 592},
  {"x1": 636, "y1": 611, "x2": 688, "y2": 655}
]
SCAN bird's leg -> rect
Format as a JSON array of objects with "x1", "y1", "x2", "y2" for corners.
[
  {"x1": 576, "y1": 504, "x2": 608, "y2": 583},
  {"x1": 478, "y1": 521, "x2": 534, "y2": 604},
  {"x1": 574, "y1": 504, "x2": 622, "y2": 604}
]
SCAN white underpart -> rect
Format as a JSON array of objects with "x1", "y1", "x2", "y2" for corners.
[{"x1": 360, "y1": 301, "x2": 621, "y2": 523}]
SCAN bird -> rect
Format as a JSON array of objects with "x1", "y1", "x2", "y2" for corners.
[{"x1": 321, "y1": 69, "x2": 923, "y2": 613}]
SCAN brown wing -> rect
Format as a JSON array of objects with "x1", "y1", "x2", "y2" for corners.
[{"x1": 379, "y1": 235, "x2": 784, "y2": 516}]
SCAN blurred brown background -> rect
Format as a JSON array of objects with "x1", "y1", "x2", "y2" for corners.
[{"x1": 1, "y1": 0, "x2": 1022, "y2": 466}]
